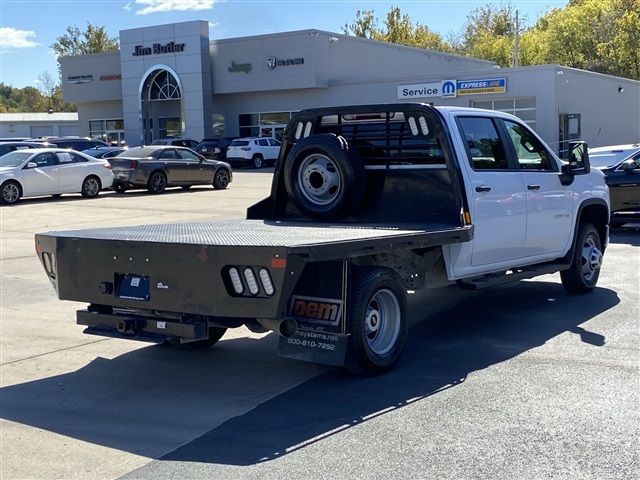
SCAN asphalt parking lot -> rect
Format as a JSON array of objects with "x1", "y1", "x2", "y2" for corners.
[{"x1": 1, "y1": 170, "x2": 638, "y2": 480}]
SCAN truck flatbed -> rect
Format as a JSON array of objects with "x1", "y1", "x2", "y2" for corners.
[
  {"x1": 43, "y1": 218, "x2": 472, "y2": 261},
  {"x1": 36, "y1": 218, "x2": 472, "y2": 320}
]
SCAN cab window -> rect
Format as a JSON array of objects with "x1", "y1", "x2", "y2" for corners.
[
  {"x1": 457, "y1": 117, "x2": 509, "y2": 170},
  {"x1": 502, "y1": 120, "x2": 555, "y2": 171}
]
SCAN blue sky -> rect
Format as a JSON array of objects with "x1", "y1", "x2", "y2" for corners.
[{"x1": 1, "y1": 0, "x2": 566, "y2": 89}]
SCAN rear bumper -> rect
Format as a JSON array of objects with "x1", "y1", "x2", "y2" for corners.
[
  {"x1": 112, "y1": 169, "x2": 147, "y2": 188},
  {"x1": 77, "y1": 308, "x2": 207, "y2": 342}
]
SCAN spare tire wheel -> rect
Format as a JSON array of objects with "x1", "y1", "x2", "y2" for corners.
[{"x1": 284, "y1": 134, "x2": 365, "y2": 220}]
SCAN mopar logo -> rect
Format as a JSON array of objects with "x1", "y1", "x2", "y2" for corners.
[
  {"x1": 441, "y1": 80, "x2": 457, "y2": 97},
  {"x1": 290, "y1": 296, "x2": 342, "y2": 326}
]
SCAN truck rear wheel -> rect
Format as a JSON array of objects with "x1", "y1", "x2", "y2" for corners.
[
  {"x1": 345, "y1": 267, "x2": 408, "y2": 375},
  {"x1": 168, "y1": 327, "x2": 227, "y2": 349},
  {"x1": 561, "y1": 222, "x2": 603, "y2": 294},
  {"x1": 284, "y1": 134, "x2": 365, "y2": 220}
]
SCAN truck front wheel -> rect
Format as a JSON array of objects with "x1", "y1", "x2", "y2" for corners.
[
  {"x1": 346, "y1": 267, "x2": 408, "y2": 375},
  {"x1": 561, "y1": 222, "x2": 603, "y2": 294}
]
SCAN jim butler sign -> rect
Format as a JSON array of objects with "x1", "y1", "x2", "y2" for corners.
[{"x1": 132, "y1": 42, "x2": 186, "y2": 57}]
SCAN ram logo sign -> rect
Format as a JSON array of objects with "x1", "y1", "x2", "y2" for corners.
[{"x1": 290, "y1": 296, "x2": 342, "y2": 326}]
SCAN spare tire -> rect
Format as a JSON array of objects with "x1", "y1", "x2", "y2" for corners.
[{"x1": 284, "y1": 134, "x2": 365, "y2": 220}]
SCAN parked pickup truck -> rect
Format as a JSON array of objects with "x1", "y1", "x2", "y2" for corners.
[{"x1": 35, "y1": 104, "x2": 610, "y2": 375}]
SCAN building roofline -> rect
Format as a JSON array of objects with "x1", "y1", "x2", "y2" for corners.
[
  {"x1": 211, "y1": 28, "x2": 497, "y2": 66},
  {"x1": 499, "y1": 64, "x2": 640, "y2": 84},
  {"x1": 60, "y1": 51, "x2": 120, "y2": 61}
]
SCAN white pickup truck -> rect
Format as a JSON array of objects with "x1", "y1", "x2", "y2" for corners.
[{"x1": 36, "y1": 103, "x2": 610, "y2": 375}]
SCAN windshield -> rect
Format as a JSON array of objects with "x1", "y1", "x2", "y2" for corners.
[{"x1": 0, "y1": 151, "x2": 32, "y2": 168}]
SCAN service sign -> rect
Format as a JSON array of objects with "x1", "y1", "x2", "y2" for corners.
[
  {"x1": 397, "y1": 82, "x2": 442, "y2": 99},
  {"x1": 398, "y1": 79, "x2": 457, "y2": 99},
  {"x1": 457, "y1": 77, "x2": 507, "y2": 96}
]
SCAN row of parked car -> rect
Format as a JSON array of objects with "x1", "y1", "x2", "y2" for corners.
[
  {"x1": 156, "y1": 136, "x2": 282, "y2": 169},
  {"x1": 1, "y1": 136, "x2": 638, "y2": 226},
  {"x1": 0, "y1": 135, "x2": 283, "y2": 168},
  {"x1": 0, "y1": 136, "x2": 241, "y2": 205}
]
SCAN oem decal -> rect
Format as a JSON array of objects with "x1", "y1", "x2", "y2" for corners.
[{"x1": 290, "y1": 295, "x2": 342, "y2": 326}]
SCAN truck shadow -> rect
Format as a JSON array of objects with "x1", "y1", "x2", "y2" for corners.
[{"x1": 0, "y1": 281, "x2": 619, "y2": 465}]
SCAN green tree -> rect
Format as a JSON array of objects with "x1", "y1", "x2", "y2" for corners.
[
  {"x1": 457, "y1": 3, "x2": 523, "y2": 67},
  {"x1": 343, "y1": 6, "x2": 449, "y2": 52},
  {"x1": 523, "y1": 0, "x2": 640, "y2": 79},
  {"x1": 51, "y1": 22, "x2": 118, "y2": 76},
  {"x1": 343, "y1": 10, "x2": 379, "y2": 39}
]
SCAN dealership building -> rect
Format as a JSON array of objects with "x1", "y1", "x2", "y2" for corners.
[{"x1": 60, "y1": 20, "x2": 640, "y2": 153}]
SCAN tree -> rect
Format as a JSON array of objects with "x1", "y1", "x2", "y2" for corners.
[
  {"x1": 37, "y1": 71, "x2": 57, "y2": 111},
  {"x1": 522, "y1": 0, "x2": 640, "y2": 79},
  {"x1": 342, "y1": 1, "x2": 640, "y2": 79},
  {"x1": 343, "y1": 10, "x2": 378, "y2": 39},
  {"x1": 343, "y1": 6, "x2": 450, "y2": 52},
  {"x1": 457, "y1": 4, "x2": 523, "y2": 67},
  {"x1": 51, "y1": 22, "x2": 118, "y2": 76}
]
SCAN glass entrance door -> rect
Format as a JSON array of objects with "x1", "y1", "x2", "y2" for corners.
[
  {"x1": 106, "y1": 131, "x2": 126, "y2": 146},
  {"x1": 260, "y1": 124, "x2": 287, "y2": 140}
]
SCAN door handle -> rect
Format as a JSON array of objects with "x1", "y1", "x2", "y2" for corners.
[
  {"x1": 475, "y1": 185, "x2": 492, "y2": 192},
  {"x1": 527, "y1": 184, "x2": 541, "y2": 191}
]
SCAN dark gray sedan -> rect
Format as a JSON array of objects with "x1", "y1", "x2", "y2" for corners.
[{"x1": 109, "y1": 146, "x2": 232, "y2": 194}]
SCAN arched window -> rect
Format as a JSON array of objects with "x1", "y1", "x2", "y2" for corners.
[{"x1": 149, "y1": 70, "x2": 181, "y2": 100}]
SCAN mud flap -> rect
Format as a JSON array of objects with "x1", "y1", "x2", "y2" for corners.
[
  {"x1": 276, "y1": 260, "x2": 350, "y2": 366},
  {"x1": 277, "y1": 330, "x2": 349, "y2": 366}
]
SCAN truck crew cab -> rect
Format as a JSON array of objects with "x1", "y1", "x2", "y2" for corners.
[{"x1": 35, "y1": 104, "x2": 609, "y2": 375}]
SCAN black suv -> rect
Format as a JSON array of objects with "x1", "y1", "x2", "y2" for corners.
[
  {"x1": 47, "y1": 137, "x2": 109, "y2": 151},
  {"x1": 195, "y1": 137, "x2": 237, "y2": 161}
]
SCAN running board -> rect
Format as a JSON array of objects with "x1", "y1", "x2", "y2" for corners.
[{"x1": 458, "y1": 262, "x2": 570, "y2": 290}]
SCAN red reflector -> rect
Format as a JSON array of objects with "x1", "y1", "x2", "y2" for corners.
[
  {"x1": 35, "y1": 242, "x2": 43, "y2": 254},
  {"x1": 271, "y1": 258, "x2": 286, "y2": 269}
]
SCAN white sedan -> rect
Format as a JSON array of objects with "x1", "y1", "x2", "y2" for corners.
[{"x1": 0, "y1": 148, "x2": 114, "y2": 205}]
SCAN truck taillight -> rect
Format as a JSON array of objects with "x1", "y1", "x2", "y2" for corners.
[
  {"x1": 224, "y1": 266, "x2": 275, "y2": 297},
  {"x1": 258, "y1": 268, "x2": 274, "y2": 295},
  {"x1": 42, "y1": 252, "x2": 56, "y2": 278},
  {"x1": 228, "y1": 268, "x2": 244, "y2": 294},
  {"x1": 243, "y1": 268, "x2": 259, "y2": 295}
]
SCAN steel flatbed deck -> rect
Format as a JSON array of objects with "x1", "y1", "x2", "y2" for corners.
[{"x1": 42, "y1": 218, "x2": 473, "y2": 262}]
